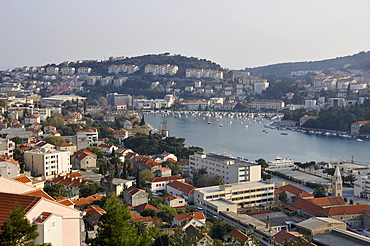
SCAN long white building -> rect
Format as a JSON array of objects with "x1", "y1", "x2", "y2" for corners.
[
  {"x1": 189, "y1": 152, "x2": 261, "y2": 184},
  {"x1": 24, "y1": 149, "x2": 71, "y2": 177},
  {"x1": 194, "y1": 182, "x2": 274, "y2": 215}
]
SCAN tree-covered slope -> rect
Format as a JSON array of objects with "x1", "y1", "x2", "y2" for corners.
[{"x1": 245, "y1": 51, "x2": 370, "y2": 76}]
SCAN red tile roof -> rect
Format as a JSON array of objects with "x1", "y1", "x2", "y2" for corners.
[
  {"x1": 34, "y1": 212, "x2": 53, "y2": 224},
  {"x1": 279, "y1": 184, "x2": 313, "y2": 198},
  {"x1": 306, "y1": 196, "x2": 346, "y2": 207},
  {"x1": 134, "y1": 203, "x2": 159, "y2": 212},
  {"x1": 0, "y1": 192, "x2": 41, "y2": 225},
  {"x1": 163, "y1": 194, "x2": 184, "y2": 201},
  {"x1": 146, "y1": 175, "x2": 184, "y2": 183},
  {"x1": 12, "y1": 175, "x2": 32, "y2": 184},
  {"x1": 73, "y1": 194, "x2": 103, "y2": 207},
  {"x1": 292, "y1": 198, "x2": 324, "y2": 216},
  {"x1": 21, "y1": 189, "x2": 55, "y2": 201},
  {"x1": 129, "y1": 211, "x2": 153, "y2": 223},
  {"x1": 229, "y1": 228, "x2": 250, "y2": 243},
  {"x1": 320, "y1": 204, "x2": 370, "y2": 216},
  {"x1": 124, "y1": 186, "x2": 145, "y2": 196},
  {"x1": 167, "y1": 180, "x2": 195, "y2": 195}
]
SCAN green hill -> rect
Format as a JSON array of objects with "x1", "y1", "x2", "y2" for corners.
[{"x1": 245, "y1": 51, "x2": 370, "y2": 75}]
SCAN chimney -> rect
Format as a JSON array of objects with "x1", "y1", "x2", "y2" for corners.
[{"x1": 266, "y1": 215, "x2": 270, "y2": 229}]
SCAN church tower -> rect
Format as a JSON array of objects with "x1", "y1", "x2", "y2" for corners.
[{"x1": 332, "y1": 166, "x2": 342, "y2": 197}]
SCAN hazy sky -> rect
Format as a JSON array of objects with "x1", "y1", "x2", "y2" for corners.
[{"x1": 1, "y1": 0, "x2": 369, "y2": 70}]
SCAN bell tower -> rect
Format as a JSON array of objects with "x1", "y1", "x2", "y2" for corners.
[{"x1": 332, "y1": 166, "x2": 342, "y2": 197}]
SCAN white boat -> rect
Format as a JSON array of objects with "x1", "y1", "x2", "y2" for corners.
[
  {"x1": 219, "y1": 124, "x2": 224, "y2": 127},
  {"x1": 245, "y1": 125, "x2": 249, "y2": 128},
  {"x1": 267, "y1": 156, "x2": 294, "y2": 168},
  {"x1": 356, "y1": 139, "x2": 363, "y2": 142}
]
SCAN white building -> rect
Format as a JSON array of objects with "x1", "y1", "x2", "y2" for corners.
[
  {"x1": 189, "y1": 152, "x2": 261, "y2": 184},
  {"x1": 186, "y1": 69, "x2": 223, "y2": 79},
  {"x1": 0, "y1": 138, "x2": 15, "y2": 158},
  {"x1": 194, "y1": 182, "x2": 274, "y2": 215},
  {"x1": 24, "y1": 149, "x2": 71, "y2": 177},
  {"x1": 354, "y1": 175, "x2": 370, "y2": 199},
  {"x1": 60, "y1": 67, "x2": 75, "y2": 75},
  {"x1": 181, "y1": 99, "x2": 210, "y2": 110},
  {"x1": 251, "y1": 100, "x2": 285, "y2": 111},
  {"x1": 108, "y1": 64, "x2": 139, "y2": 74},
  {"x1": 133, "y1": 99, "x2": 168, "y2": 109},
  {"x1": 76, "y1": 128, "x2": 99, "y2": 150},
  {"x1": 254, "y1": 81, "x2": 269, "y2": 94},
  {"x1": 144, "y1": 64, "x2": 178, "y2": 75},
  {"x1": 0, "y1": 155, "x2": 20, "y2": 178}
]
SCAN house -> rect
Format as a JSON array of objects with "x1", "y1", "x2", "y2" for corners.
[
  {"x1": 55, "y1": 140, "x2": 77, "y2": 155},
  {"x1": 299, "y1": 115, "x2": 319, "y2": 126},
  {"x1": 152, "y1": 152, "x2": 178, "y2": 163},
  {"x1": 130, "y1": 155, "x2": 162, "y2": 172},
  {"x1": 351, "y1": 120, "x2": 370, "y2": 135},
  {"x1": 145, "y1": 175, "x2": 185, "y2": 193},
  {"x1": 73, "y1": 194, "x2": 104, "y2": 210},
  {"x1": 122, "y1": 186, "x2": 148, "y2": 206},
  {"x1": 227, "y1": 228, "x2": 253, "y2": 245},
  {"x1": 47, "y1": 173, "x2": 84, "y2": 198},
  {"x1": 275, "y1": 184, "x2": 314, "y2": 204},
  {"x1": 155, "y1": 166, "x2": 172, "y2": 177},
  {"x1": 0, "y1": 154, "x2": 20, "y2": 178},
  {"x1": 172, "y1": 212, "x2": 206, "y2": 230},
  {"x1": 0, "y1": 192, "x2": 82, "y2": 246},
  {"x1": 112, "y1": 178, "x2": 134, "y2": 196},
  {"x1": 271, "y1": 230, "x2": 317, "y2": 246},
  {"x1": 98, "y1": 143, "x2": 118, "y2": 154},
  {"x1": 133, "y1": 203, "x2": 159, "y2": 213},
  {"x1": 83, "y1": 206, "x2": 106, "y2": 231},
  {"x1": 71, "y1": 149, "x2": 97, "y2": 170},
  {"x1": 129, "y1": 211, "x2": 154, "y2": 227},
  {"x1": 166, "y1": 180, "x2": 195, "y2": 203},
  {"x1": 24, "y1": 114, "x2": 41, "y2": 125},
  {"x1": 163, "y1": 194, "x2": 186, "y2": 208},
  {"x1": 0, "y1": 176, "x2": 83, "y2": 246}
]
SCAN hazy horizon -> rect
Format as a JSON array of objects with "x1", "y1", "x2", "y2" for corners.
[{"x1": 1, "y1": 0, "x2": 369, "y2": 70}]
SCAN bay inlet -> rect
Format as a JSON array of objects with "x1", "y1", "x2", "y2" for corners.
[{"x1": 145, "y1": 112, "x2": 370, "y2": 166}]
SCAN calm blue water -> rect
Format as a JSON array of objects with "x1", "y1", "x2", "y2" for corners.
[{"x1": 145, "y1": 112, "x2": 370, "y2": 164}]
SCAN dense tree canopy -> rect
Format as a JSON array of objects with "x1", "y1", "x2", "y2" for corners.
[
  {"x1": 123, "y1": 133, "x2": 203, "y2": 159},
  {"x1": 91, "y1": 196, "x2": 151, "y2": 246}
]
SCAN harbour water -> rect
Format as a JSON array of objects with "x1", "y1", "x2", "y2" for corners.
[{"x1": 145, "y1": 112, "x2": 370, "y2": 165}]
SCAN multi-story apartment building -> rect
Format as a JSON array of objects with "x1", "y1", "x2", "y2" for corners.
[
  {"x1": 77, "y1": 67, "x2": 91, "y2": 74},
  {"x1": 181, "y1": 99, "x2": 210, "y2": 110},
  {"x1": 0, "y1": 138, "x2": 15, "y2": 158},
  {"x1": 0, "y1": 155, "x2": 20, "y2": 178},
  {"x1": 108, "y1": 64, "x2": 139, "y2": 74},
  {"x1": 46, "y1": 66, "x2": 59, "y2": 75},
  {"x1": 254, "y1": 81, "x2": 269, "y2": 94},
  {"x1": 189, "y1": 152, "x2": 261, "y2": 184},
  {"x1": 76, "y1": 128, "x2": 99, "y2": 150},
  {"x1": 194, "y1": 182, "x2": 275, "y2": 214},
  {"x1": 251, "y1": 100, "x2": 285, "y2": 111},
  {"x1": 60, "y1": 67, "x2": 76, "y2": 75},
  {"x1": 144, "y1": 64, "x2": 178, "y2": 75},
  {"x1": 133, "y1": 98, "x2": 168, "y2": 109},
  {"x1": 24, "y1": 149, "x2": 71, "y2": 176},
  {"x1": 186, "y1": 69, "x2": 223, "y2": 79}
]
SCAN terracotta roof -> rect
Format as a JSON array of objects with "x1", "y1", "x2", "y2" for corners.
[
  {"x1": 272, "y1": 230, "x2": 317, "y2": 246},
  {"x1": 124, "y1": 186, "x2": 145, "y2": 196},
  {"x1": 0, "y1": 155, "x2": 19, "y2": 165},
  {"x1": 49, "y1": 173, "x2": 84, "y2": 188},
  {"x1": 292, "y1": 198, "x2": 324, "y2": 216},
  {"x1": 174, "y1": 212, "x2": 205, "y2": 222},
  {"x1": 12, "y1": 175, "x2": 32, "y2": 184},
  {"x1": 163, "y1": 194, "x2": 184, "y2": 201},
  {"x1": 134, "y1": 203, "x2": 159, "y2": 212},
  {"x1": 72, "y1": 149, "x2": 96, "y2": 161},
  {"x1": 34, "y1": 212, "x2": 53, "y2": 224},
  {"x1": 320, "y1": 204, "x2": 370, "y2": 216},
  {"x1": 167, "y1": 180, "x2": 195, "y2": 195},
  {"x1": 306, "y1": 196, "x2": 346, "y2": 207},
  {"x1": 229, "y1": 228, "x2": 250, "y2": 243},
  {"x1": 84, "y1": 206, "x2": 106, "y2": 217},
  {"x1": 129, "y1": 211, "x2": 153, "y2": 223},
  {"x1": 0, "y1": 192, "x2": 41, "y2": 225},
  {"x1": 146, "y1": 175, "x2": 184, "y2": 183},
  {"x1": 55, "y1": 197, "x2": 75, "y2": 206},
  {"x1": 279, "y1": 184, "x2": 313, "y2": 198},
  {"x1": 73, "y1": 194, "x2": 103, "y2": 207},
  {"x1": 131, "y1": 155, "x2": 161, "y2": 169},
  {"x1": 21, "y1": 189, "x2": 55, "y2": 201},
  {"x1": 55, "y1": 140, "x2": 74, "y2": 147}
]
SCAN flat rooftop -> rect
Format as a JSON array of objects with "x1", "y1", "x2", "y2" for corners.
[
  {"x1": 207, "y1": 199, "x2": 236, "y2": 207},
  {"x1": 195, "y1": 181, "x2": 274, "y2": 194},
  {"x1": 195, "y1": 152, "x2": 258, "y2": 166}
]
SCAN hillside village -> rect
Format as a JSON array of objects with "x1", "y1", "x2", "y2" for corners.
[{"x1": 2, "y1": 55, "x2": 370, "y2": 245}]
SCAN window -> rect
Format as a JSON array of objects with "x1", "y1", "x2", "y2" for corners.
[{"x1": 51, "y1": 220, "x2": 56, "y2": 229}]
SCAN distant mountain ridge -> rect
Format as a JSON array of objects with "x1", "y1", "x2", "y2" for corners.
[{"x1": 244, "y1": 51, "x2": 370, "y2": 76}]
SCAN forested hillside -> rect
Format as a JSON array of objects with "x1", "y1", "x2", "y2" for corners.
[{"x1": 245, "y1": 51, "x2": 370, "y2": 75}]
